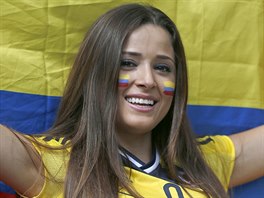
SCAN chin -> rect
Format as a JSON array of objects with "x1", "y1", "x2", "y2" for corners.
[{"x1": 117, "y1": 121, "x2": 155, "y2": 134}]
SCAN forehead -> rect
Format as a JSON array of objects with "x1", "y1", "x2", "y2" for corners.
[{"x1": 122, "y1": 24, "x2": 174, "y2": 59}]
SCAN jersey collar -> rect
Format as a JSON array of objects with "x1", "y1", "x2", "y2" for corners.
[{"x1": 119, "y1": 147, "x2": 160, "y2": 174}]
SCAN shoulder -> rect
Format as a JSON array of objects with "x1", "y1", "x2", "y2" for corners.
[
  {"x1": 28, "y1": 135, "x2": 71, "y2": 154},
  {"x1": 29, "y1": 135, "x2": 71, "y2": 164},
  {"x1": 24, "y1": 135, "x2": 70, "y2": 197},
  {"x1": 197, "y1": 135, "x2": 235, "y2": 189},
  {"x1": 197, "y1": 135, "x2": 234, "y2": 154},
  {"x1": 29, "y1": 135, "x2": 70, "y2": 179},
  {"x1": 0, "y1": 125, "x2": 45, "y2": 197},
  {"x1": 30, "y1": 135, "x2": 70, "y2": 147}
]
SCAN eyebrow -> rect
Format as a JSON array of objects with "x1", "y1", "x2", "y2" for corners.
[{"x1": 122, "y1": 51, "x2": 175, "y2": 64}]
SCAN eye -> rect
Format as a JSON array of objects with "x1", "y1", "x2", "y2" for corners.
[
  {"x1": 154, "y1": 64, "x2": 171, "y2": 73},
  {"x1": 120, "y1": 59, "x2": 137, "y2": 68}
]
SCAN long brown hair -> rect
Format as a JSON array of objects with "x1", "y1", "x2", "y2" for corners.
[{"x1": 46, "y1": 3, "x2": 228, "y2": 198}]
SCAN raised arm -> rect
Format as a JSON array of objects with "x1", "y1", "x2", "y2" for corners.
[
  {"x1": 229, "y1": 125, "x2": 264, "y2": 187},
  {"x1": 0, "y1": 124, "x2": 44, "y2": 197}
]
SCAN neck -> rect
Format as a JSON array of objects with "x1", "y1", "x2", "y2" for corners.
[{"x1": 117, "y1": 130, "x2": 152, "y2": 163}]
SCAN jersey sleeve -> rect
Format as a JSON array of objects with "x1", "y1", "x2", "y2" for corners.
[
  {"x1": 198, "y1": 135, "x2": 235, "y2": 190},
  {"x1": 17, "y1": 136, "x2": 69, "y2": 198}
]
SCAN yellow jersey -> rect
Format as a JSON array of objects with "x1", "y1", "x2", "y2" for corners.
[{"x1": 20, "y1": 135, "x2": 235, "y2": 198}]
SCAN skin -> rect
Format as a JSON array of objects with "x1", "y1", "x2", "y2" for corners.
[
  {"x1": 229, "y1": 126, "x2": 264, "y2": 187},
  {"x1": 0, "y1": 125, "x2": 44, "y2": 197},
  {"x1": 0, "y1": 24, "x2": 263, "y2": 196},
  {"x1": 116, "y1": 24, "x2": 176, "y2": 163}
]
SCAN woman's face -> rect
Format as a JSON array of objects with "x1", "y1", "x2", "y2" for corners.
[{"x1": 116, "y1": 24, "x2": 176, "y2": 136}]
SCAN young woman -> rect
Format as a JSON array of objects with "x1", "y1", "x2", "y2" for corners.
[{"x1": 0, "y1": 3, "x2": 263, "y2": 198}]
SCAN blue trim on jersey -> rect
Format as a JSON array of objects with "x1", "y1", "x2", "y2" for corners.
[
  {"x1": 120, "y1": 146, "x2": 159, "y2": 173},
  {"x1": 163, "y1": 183, "x2": 184, "y2": 198},
  {"x1": 198, "y1": 137, "x2": 214, "y2": 145},
  {"x1": 120, "y1": 146, "x2": 190, "y2": 185}
]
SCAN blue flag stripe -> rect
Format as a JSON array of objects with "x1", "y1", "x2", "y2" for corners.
[
  {"x1": 0, "y1": 90, "x2": 60, "y2": 133},
  {"x1": 1, "y1": 90, "x2": 264, "y2": 135}
]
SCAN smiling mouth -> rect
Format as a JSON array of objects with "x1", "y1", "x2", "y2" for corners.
[{"x1": 125, "y1": 97, "x2": 156, "y2": 106}]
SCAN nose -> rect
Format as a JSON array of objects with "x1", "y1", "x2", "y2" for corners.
[{"x1": 135, "y1": 64, "x2": 156, "y2": 89}]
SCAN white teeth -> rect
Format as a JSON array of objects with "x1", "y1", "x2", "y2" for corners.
[{"x1": 126, "y1": 97, "x2": 154, "y2": 105}]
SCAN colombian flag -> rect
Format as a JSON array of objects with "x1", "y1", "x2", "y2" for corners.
[
  {"x1": 119, "y1": 74, "x2": 130, "y2": 87},
  {"x1": 0, "y1": 0, "x2": 263, "y2": 197},
  {"x1": 163, "y1": 81, "x2": 175, "y2": 96}
]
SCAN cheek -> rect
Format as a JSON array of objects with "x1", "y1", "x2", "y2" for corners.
[
  {"x1": 118, "y1": 74, "x2": 130, "y2": 88},
  {"x1": 160, "y1": 96, "x2": 173, "y2": 121},
  {"x1": 163, "y1": 81, "x2": 175, "y2": 96}
]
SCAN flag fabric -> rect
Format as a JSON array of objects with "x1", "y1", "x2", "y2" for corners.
[{"x1": 0, "y1": 0, "x2": 263, "y2": 197}]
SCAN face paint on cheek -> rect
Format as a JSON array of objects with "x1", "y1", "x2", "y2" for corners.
[
  {"x1": 118, "y1": 74, "x2": 129, "y2": 87},
  {"x1": 163, "y1": 81, "x2": 175, "y2": 96}
]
